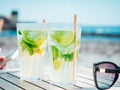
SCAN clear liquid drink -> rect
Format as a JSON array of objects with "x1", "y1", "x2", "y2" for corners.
[
  {"x1": 48, "y1": 23, "x2": 81, "y2": 84},
  {"x1": 17, "y1": 23, "x2": 47, "y2": 81}
]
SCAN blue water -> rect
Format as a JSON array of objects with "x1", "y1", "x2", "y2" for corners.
[
  {"x1": 0, "y1": 30, "x2": 17, "y2": 37},
  {"x1": 82, "y1": 26, "x2": 120, "y2": 35},
  {"x1": 82, "y1": 36, "x2": 120, "y2": 42},
  {"x1": 0, "y1": 26, "x2": 120, "y2": 42}
]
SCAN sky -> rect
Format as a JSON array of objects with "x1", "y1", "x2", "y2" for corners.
[{"x1": 0, "y1": 0, "x2": 120, "y2": 25}]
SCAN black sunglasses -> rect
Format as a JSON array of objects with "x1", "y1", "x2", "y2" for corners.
[{"x1": 93, "y1": 61, "x2": 120, "y2": 90}]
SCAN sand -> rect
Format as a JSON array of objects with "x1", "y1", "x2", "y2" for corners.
[{"x1": 80, "y1": 41, "x2": 120, "y2": 68}]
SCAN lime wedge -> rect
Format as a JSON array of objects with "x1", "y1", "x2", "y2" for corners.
[
  {"x1": 23, "y1": 30, "x2": 46, "y2": 46},
  {"x1": 19, "y1": 30, "x2": 47, "y2": 55},
  {"x1": 50, "y1": 31, "x2": 64, "y2": 43},
  {"x1": 60, "y1": 31, "x2": 74, "y2": 46},
  {"x1": 51, "y1": 34, "x2": 61, "y2": 43},
  {"x1": 34, "y1": 48, "x2": 44, "y2": 55},
  {"x1": 53, "y1": 58, "x2": 62, "y2": 70},
  {"x1": 51, "y1": 31, "x2": 74, "y2": 46}
]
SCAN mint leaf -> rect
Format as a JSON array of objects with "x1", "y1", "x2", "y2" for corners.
[
  {"x1": 62, "y1": 53, "x2": 73, "y2": 62},
  {"x1": 23, "y1": 38, "x2": 38, "y2": 48},
  {"x1": 18, "y1": 30, "x2": 22, "y2": 35},
  {"x1": 19, "y1": 40, "x2": 34, "y2": 55},
  {"x1": 51, "y1": 46, "x2": 60, "y2": 60}
]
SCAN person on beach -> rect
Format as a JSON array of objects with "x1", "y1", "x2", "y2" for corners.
[
  {"x1": 0, "y1": 56, "x2": 6, "y2": 70},
  {"x1": 0, "y1": 49, "x2": 19, "y2": 70}
]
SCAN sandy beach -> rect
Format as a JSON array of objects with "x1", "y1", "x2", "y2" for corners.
[
  {"x1": 80, "y1": 40, "x2": 120, "y2": 67},
  {"x1": 0, "y1": 35, "x2": 120, "y2": 70}
]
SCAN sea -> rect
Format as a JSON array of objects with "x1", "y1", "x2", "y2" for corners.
[{"x1": 0, "y1": 26, "x2": 120, "y2": 42}]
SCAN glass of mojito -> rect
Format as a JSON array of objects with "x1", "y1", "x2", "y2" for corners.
[
  {"x1": 17, "y1": 23, "x2": 48, "y2": 81},
  {"x1": 48, "y1": 23, "x2": 81, "y2": 84}
]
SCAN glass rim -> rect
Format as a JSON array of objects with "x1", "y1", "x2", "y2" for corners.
[
  {"x1": 46, "y1": 23, "x2": 81, "y2": 32},
  {"x1": 16, "y1": 22, "x2": 82, "y2": 31},
  {"x1": 16, "y1": 22, "x2": 48, "y2": 31}
]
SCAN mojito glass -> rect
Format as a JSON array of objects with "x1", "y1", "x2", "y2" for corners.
[
  {"x1": 17, "y1": 23, "x2": 48, "y2": 80},
  {"x1": 48, "y1": 23, "x2": 81, "y2": 84}
]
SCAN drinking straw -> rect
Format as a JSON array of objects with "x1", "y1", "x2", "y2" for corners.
[
  {"x1": 73, "y1": 14, "x2": 77, "y2": 80},
  {"x1": 40, "y1": 19, "x2": 46, "y2": 30},
  {"x1": 42, "y1": 19, "x2": 46, "y2": 23}
]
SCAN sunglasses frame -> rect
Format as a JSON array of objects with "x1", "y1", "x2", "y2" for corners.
[{"x1": 93, "y1": 61, "x2": 120, "y2": 90}]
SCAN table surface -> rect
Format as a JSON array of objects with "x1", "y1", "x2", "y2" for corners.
[{"x1": 0, "y1": 66, "x2": 120, "y2": 90}]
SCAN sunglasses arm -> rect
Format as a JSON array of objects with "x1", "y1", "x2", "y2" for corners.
[{"x1": 96, "y1": 67, "x2": 120, "y2": 73}]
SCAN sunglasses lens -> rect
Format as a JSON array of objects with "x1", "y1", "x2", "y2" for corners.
[{"x1": 96, "y1": 63, "x2": 116, "y2": 89}]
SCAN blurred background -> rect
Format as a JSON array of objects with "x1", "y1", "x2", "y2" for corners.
[{"x1": 0, "y1": 0, "x2": 120, "y2": 68}]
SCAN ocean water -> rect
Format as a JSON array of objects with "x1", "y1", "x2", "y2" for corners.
[
  {"x1": 0, "y1": 26, "x2": 120, "y2": 42},
  {"x1": 82, "y1": 26, "x2": 120, "y2": 35},
  {"x1": 0, "y1": 30, "x2": 17, "y2": 37}
]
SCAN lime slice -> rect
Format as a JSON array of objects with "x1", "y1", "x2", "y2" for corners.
[
  {"x1": 50, "y1": 31, "x2": 64, "y2": 43},
  {"x1": 51, "y1": 31, "x2": 74, "y2": 46},
  {"x1": 60, "y1": 31, "x2": 74, "y2": 46},
  {"x1": 53, "y1": 58, "x2": 62, "y2": 70},
  {"x1": 51, "y1": 34, "x2": 61, "y2": 43},
  {"x1": 34, "y1": 48, "x2": 44, "y2": 55},
  {"x1": 23, "y1": 30, "x2": 46, "y2": 46},
  {"x1": 20, "y1": 30, "x2": 47, "y2": 55}
]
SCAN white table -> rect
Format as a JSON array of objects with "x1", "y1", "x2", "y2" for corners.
[{"x1": 0, "y1": 66, "x2": 120, "y2": 90}]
